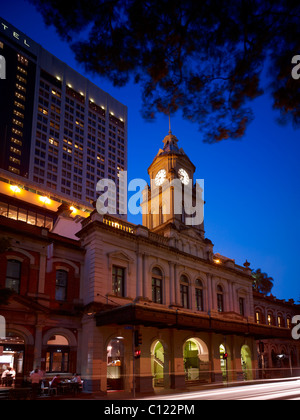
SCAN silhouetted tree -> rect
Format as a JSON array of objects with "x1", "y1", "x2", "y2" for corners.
[
  {"x1": 252, "y1": 268, "x2": 274, "y2": 295},
  {"x1": 29, "y1": 0, "x2": 300, "y2": 143}
]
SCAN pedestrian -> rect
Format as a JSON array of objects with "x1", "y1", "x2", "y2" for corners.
[{"x1": 30, "y1": 368, "x2": 41, "y2": 398}]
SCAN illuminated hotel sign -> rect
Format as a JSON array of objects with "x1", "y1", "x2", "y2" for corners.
[
  {"x1": 0, "y1": 19, "x2": 39, "y2": 55},
  {"x1": 1, "y1": 22, "x2": 31, "y2": 48}
]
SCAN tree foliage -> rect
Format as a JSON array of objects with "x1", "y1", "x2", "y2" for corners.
[
  {"x1": 252, "y1": 268, "x2": 274, "y2": 295},
  {"x1": 29, "y1": 0, "x2": 300, "y2": 143}
]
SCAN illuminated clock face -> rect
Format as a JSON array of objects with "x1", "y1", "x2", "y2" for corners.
[
  {"x1": 178, "y1": 168, "x2": 190, "y2": 185},
  {"x1": 155, "y1": 169, "x2": 167, "y2": 186}
]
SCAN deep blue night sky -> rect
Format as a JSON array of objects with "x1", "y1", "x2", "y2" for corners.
[{"x1": 1, "y1": 1, "x2": 300, "y2": 301}]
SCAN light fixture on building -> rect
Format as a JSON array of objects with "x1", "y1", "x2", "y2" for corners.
[
  {"x1": 10, "y1": 185, "x2": 21, "y2": 193},
  {"x1": 70, "y1": 206, "x2": 77, "y2": 214},
  {"x1": 40, "y1": 196, "x2": 51, "y2": 205}
]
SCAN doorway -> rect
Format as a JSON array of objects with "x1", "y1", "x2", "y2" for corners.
[
  {"x1": 0, "y1": 333, "x2": 25, "y2": 386},
  {"x1": 151, "y1": 340, "x2": 165, "y2": 388},
  {"x1": 241, "y1": 345, "x2": 253, "y2": 381},
  {"x1": 107, "y1": 337, "x2": 125, "y2": 390},
  {"x1": 183, "y1": 338, "x2": 209, "y2": 383}
]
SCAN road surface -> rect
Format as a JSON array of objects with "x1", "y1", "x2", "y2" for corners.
[{"x1": 144, "y1": 378, "x2": 300, "y2": 400}]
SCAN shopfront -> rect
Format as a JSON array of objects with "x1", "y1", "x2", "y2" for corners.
[{"x1": 0, "y1": 332, "x2": 25, "y2": 385}]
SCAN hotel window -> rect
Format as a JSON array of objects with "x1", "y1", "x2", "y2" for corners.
[
  {"x1": 6, "y1": 260, "x2": 22, "y2": 294},
  {"x1": 267, "y1": 313, "x2": 274, "y2": 326},
  {"x1": 8, "y1": 166, "x2": 20, "y2": 175},
  {"x1": 180, "y1": 275, "x2": 189, "y2": 309},
  {"x1": 112, "y1": 266, "x2": 125, "y2": 297},
  {"x1": 11, "y1": 137, "x2": 22, "y2": 146},
  {"x1": 55, "y1": 270, "x2": 68, "y2": 301},
  {"x1": 255, "y1": 311, "x2": 261, "y2": 324},
  {"x1": 16, "y1": 74, "x2": 27, "y2": 84},
  {"x1": 15, "y1": 92, "x2": 26, "y2": 102},
  {"x1": 195, "y1": 279, "x2": 204, "y2": 312},
  {"x1": 239, "y1": 297, "x2": 245, "y2": 316},
  {"x1": 9, "y1": 156, "x2": 21, "y2": 166},
  {"x1": 217, "y1": 285, "x2": 224, "y2": 313},
  {"x1": 277, "y1": 315, "x2": 284, "y2": 328},
  {"x1": 17, "y1": 54, "x2": 28, "y2": 66},
  {"x1": 17, "y1": 66, "x2": 27, "y2": 75},
  {"x1": 152, "y1": 267, "x2": 163, "y2": 304}
]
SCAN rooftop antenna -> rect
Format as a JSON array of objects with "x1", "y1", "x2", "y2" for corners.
[{"x1": 168, "y1": 111, "x2": 172, "y2": 135}]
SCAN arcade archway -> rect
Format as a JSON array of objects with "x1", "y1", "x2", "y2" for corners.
[
  {"x1": 241, "y1": 345, "x2": 253, "y2": 381},
  {"x1": 183, "y1": 338, "x2": 209, "y2": 383}
]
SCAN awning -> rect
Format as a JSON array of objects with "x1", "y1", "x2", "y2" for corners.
[{"x1": 95, "y1": 303, "x2": 292, "y2": 340}]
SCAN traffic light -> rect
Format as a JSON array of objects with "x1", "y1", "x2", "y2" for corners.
[
  {"x1": 134, "y1": 349, "x2": 141, "y2": 359},
  {"x1": 134, "y1": 330, "x2": 142, "y2": 347},
  {"x1": 223, "y1": 353, "x2": 228, "y2": 360}
]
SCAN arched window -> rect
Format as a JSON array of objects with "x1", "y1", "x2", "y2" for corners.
[
  {"x1": 152, "y1": 267, "x2": 163, "y2": 304},
  {"x1": 277, "y1": 314, "x2": 285, "y2": 328},
  {"x1": 256, "y1": 310, "x2": 262, "y2": 324},
  {"x1": 217, "y1": 285, "x2": 224, "y2": 313},
  {"x1": 55, "y1": 270, "x2": 68, "y2": 301},
  {"x1": 195, "y1": 279, "x2": 204, "y2": 312},
  {"x1": 46, "y1": 335, "x2": 70, "y2": 373},
  {"x1": 180, "y1": 275, "x2": 189, "y2": 309},
  {"x1": 267, "y1": 312, "x2": 274, "y2": 326},
  {"x1": 6, "y1": 260, "x2": 21, "y2": 294}
]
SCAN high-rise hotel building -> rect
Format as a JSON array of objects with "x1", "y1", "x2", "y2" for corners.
[{"x1": 0, "y1": 18, "x2": 127, "y2": 214}]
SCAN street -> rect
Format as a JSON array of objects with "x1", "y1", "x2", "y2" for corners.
[{"x1": 143, "y1": 378, "x2": 300, "y2": 401}]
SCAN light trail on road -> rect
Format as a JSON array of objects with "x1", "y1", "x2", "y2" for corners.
[{"x1": 143, "y1": 378, "x2": 300, "y2": 401}]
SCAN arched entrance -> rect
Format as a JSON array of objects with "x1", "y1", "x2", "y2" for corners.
[
  {"x1": 183, "y1": 338, "x2": 209, "y2": 383},
  {"x1": 241, "y1": 345, "x2": 253, "y2": 381},
  {"x1": 46, "y1": 335, "x2": 70, "y2": 374},
  {"x1": 0, "y1": 332, "x2": 25, "y2": 386},
  {"x1": 151, "y1": 340, "x2": 165, "y2": 388},
  {"x1": 107, "y1": 337, "x2": 125, "y2": 390},
  {"x1": 219, "y1": 344, "x2": 228, "y2": 383}
]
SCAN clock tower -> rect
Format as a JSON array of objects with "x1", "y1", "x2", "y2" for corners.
[{"x1": 141, "y1": 130, "x2": 204, "y2": 237}]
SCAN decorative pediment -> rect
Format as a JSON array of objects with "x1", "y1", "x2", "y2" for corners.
[
  {"x1": 107, "y1": 251, "x2": 133, "y2": 263},
  {"x1": 107, "y1": 251, "x2": 134, "y2": 274}
]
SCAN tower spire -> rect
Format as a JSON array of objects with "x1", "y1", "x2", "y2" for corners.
[{"x1": 168, "y1": 111, "x2": 172, "y2": 135}]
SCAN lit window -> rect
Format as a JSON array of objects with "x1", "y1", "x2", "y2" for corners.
[
  {"x1": 8, "y1": 166, "x2": 20, "y2": 175},
  {"x1": 17, "y1": 54, "x2": 29, "y2": 66},
  {"x1": 112, "y1": 266, "x2": 125, "y2": 297},
  {"x1": 10, "y1": 146, "x2": 22, "y2": 155},
  {"x1": 13, "y1": 118, "x2": 24, "y2": 128},
  {"x1": 16, "y1": 83, "x2": 26, "y2": 93},
  {"x1": 9, "y1": 156, "x2": 21, "y2": 165},
  {"x1": 17, "y1": 66, "x2": 27, "y2": 75}
]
